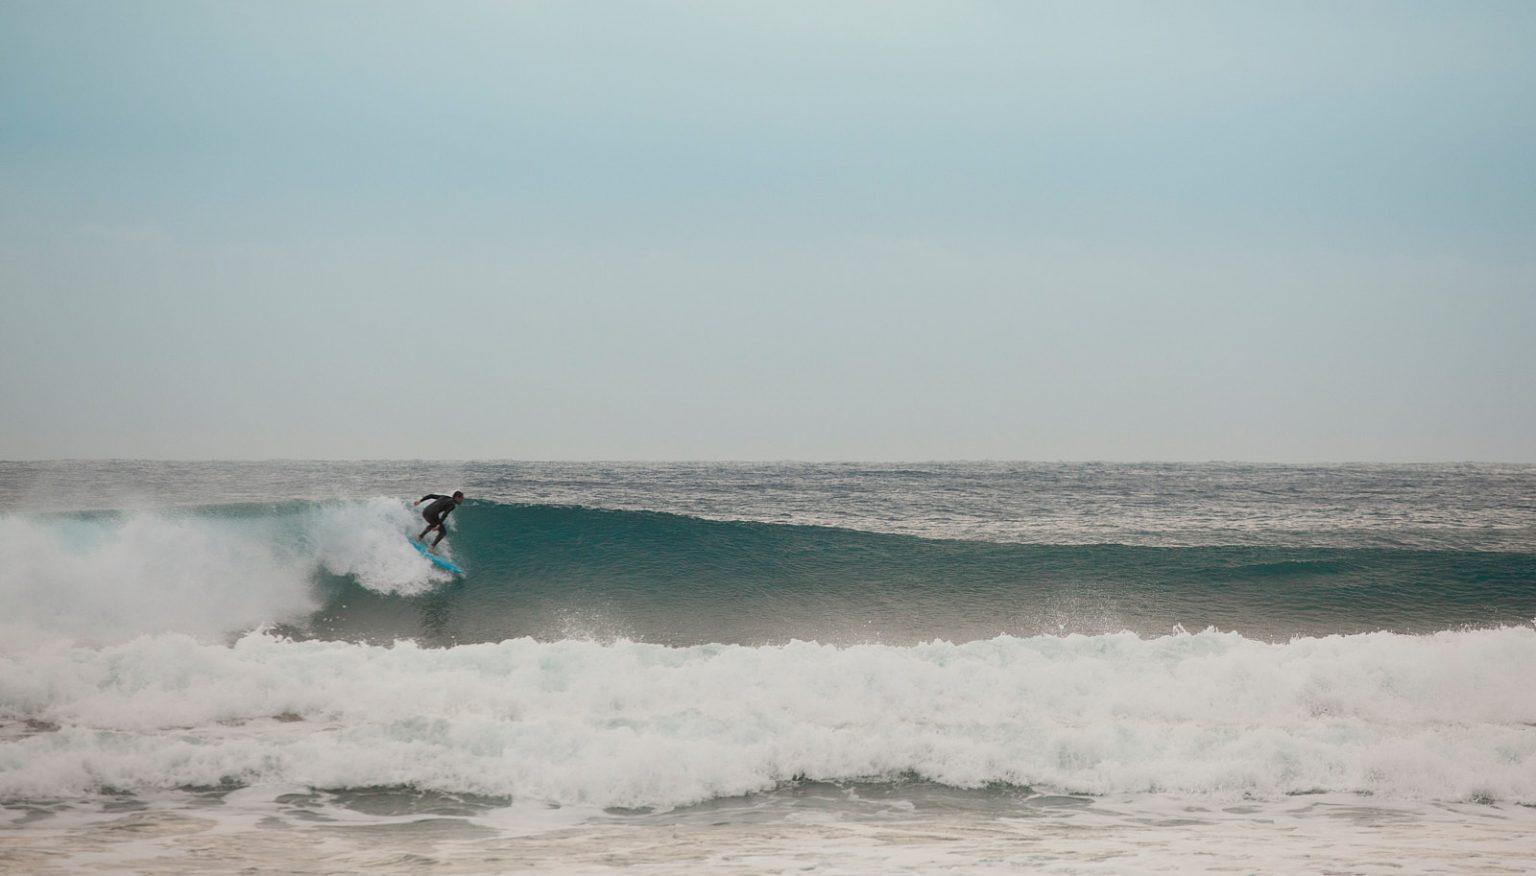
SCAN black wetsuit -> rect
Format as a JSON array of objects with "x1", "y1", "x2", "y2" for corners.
[{"x1": 419, "y1": 494, "x2": 458, "y2": 527}]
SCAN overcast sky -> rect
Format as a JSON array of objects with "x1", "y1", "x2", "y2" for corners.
[{"x1": 2, "y1": 1, "x2": 1533, "y2": 461}]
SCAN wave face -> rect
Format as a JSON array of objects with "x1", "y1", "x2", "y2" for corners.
[
  {"x1": 3, "y1": 500, "x2": 1535, "y2": 647},
  {"x1": 3, "y1": 494, "x2": 1536, "y2": 645},
  {"x1": 4, "y1": 627, "x2": 1536, "y2": 807}
]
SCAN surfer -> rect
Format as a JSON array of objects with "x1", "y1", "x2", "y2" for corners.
[{"x1": 413, "y1": 491, "x2": 464, "y2": 550}]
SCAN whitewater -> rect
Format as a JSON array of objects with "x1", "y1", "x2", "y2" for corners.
[
  {"x1": 2, "y1": 461, "x2": 1535, "y2": 873},
  {"x1": 7, "y1": 628, "x2": 1536, "y2": 806}
]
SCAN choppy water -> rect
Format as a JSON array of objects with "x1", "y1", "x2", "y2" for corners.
[{"x1": 2, "y1": 461, "x2": 1535, "y2": 873}]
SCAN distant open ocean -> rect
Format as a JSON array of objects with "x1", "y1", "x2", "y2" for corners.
[{"x1": 3, "y1": 461, "x2": 1535, "y2": 873}]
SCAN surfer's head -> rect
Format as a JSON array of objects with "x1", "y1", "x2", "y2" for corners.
[{"x1": 452, "y1": 491, "x2": 464, "y2": 503}]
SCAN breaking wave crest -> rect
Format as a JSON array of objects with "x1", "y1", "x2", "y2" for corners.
[{"x1": 0, "y1": 500, "x2": 450, "y2": 648}]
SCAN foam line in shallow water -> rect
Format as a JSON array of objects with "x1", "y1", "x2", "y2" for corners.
[{"x1": 2, "y1": 627, "x2": 1535, "y2": 808}]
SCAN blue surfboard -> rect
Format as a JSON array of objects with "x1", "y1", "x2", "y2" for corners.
[{"x1": 409, "y1": 539, "x2": 464, "y2": 575}]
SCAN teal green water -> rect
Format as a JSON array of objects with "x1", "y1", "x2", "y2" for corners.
[{"x1": 300, "y1": 501, "x2": 1536, "y2": 645}]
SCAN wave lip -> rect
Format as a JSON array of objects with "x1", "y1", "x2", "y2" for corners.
[{"x1": 3, "y1": 627, "x2": 1535, "y2": 808}]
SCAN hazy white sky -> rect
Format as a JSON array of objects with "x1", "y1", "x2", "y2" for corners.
[{"x1": 2, "y1": 1, "x2": 1533, "y2": 460}]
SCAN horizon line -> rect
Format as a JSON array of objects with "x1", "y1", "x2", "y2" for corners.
[{"x1": 4, "y1": 457, "x2": 1533, "y2": 467}]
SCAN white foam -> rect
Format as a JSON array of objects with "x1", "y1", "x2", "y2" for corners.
[
  {"x1": 0, "y1": 500, "x2": 446, "y2": 649},
  {"x1": 2, "y1": 627, "x2": 1534, "y2": 808},
  {"x1": 304, "y1": 498, "x2": 451, "y2": 595}
]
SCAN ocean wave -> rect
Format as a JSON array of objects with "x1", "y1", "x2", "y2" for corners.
[
  {"x1": 3, "y1": 628, "x2": 1535, "y2": 807},
  {"x1": 4, "y1": 499, "x2": 1536, "y2": 648}
]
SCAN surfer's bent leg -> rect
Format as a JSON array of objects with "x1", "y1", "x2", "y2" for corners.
[
  {"x1": 430, "y1": 526, "x2": 447, "y2": 548},
  {"x1": 418, "y1": 510, "x2": 442, "y2": 542}
]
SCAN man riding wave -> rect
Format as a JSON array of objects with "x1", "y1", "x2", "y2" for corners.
[{"x1": 413, "y1": 490, "x2": 464, "y2": 550}]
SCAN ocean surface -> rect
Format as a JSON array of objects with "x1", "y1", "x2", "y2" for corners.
[{"x1": 2, "y1": 461, "x2": 1534, "y2": 873}]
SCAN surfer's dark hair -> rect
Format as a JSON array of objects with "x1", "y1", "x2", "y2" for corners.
[{"x1": 453, "y1": 491, "x2": 464, "y2": 500}]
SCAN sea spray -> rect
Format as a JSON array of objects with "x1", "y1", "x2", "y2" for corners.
[{"x1": 0, "y1": 500, "x2": 448, "y2": 649}]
